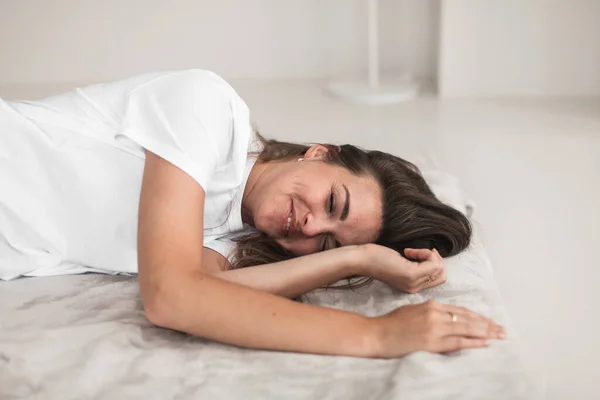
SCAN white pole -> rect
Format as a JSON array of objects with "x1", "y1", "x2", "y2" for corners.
[
  {"x1": 367, "y1": 0, "x2": 379, "y2": 88},
  {"x1": 325, "y1": 0, "x2": 418, "y2": 105}
]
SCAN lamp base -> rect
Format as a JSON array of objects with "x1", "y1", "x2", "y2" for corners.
[{"x1": 325, "y1": 75, "x2": 419, "y2": 105}]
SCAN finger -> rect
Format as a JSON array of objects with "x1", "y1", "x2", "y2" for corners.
[
  {"x1": 438, "y1": 304, "x2": 486, "y2": 322},
  {"x1": 437, "y1": 304, "x2": 505, "y2": 332},
  {"x1": 454, "y1": 308, "x2": 503, "y2": 332},
  {"x1": 421, "y1": 268, "x2": 447, "y2": 289},
  {"x1": 436, "y1": 337, "x2": 490, "y2": 353},
  {"x1": 413, "y1": 261, "x2": 443, "y2": 283},
  {"x1": 415, "y1": 268, "x2": 443, "y2": 288},
  {"x1": 416, "y1": 274, "x2": 436, "y2": 288},
  {"x1": 403, "y1": 248, "x2": 434, "y2": 262},
  {"x1": 414, "y1": 255, "x2": 445, "y2": 284},
  {"x1": 443, "y1": 321, "x2": 504, "y2": 340}
]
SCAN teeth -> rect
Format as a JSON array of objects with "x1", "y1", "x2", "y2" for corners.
[{"x1": 285, "y1": 212, "x2": 292, "y2": 234}]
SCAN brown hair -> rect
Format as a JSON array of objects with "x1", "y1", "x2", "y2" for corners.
[{"x1": 232, "y1": 134, "x2": 472, "y2": 290}]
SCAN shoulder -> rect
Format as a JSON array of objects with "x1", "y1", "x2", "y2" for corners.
[
  {"x1": 130, "y1": 69, "x2": 240, "y2": 100},
  {"x1": 127, "y1": 69, "x2": 249, "y2": 131},
  {"x1": 121, "y1": 69, "x2": 252, "y2": 189}
]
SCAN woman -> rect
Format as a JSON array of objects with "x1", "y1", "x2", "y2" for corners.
[{"x1": 0, "y1": 69, "x2": 504, "y2": 358}]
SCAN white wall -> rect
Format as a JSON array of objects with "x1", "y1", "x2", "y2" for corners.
[
  {"x1": 5, "y1": 0, "x2": 596, "y2": 98},
  {"x1": 0, "y1": 0, "x2": 439, "y2": 86},
  {"x1": 439, "y1": 0, "x2": 600, "y2": 97}
]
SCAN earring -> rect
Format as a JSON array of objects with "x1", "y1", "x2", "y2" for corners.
[{"x1": 297, "y1": 158, "x2": 304, "y2": 162}]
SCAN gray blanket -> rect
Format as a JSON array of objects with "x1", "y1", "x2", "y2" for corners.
[{"x1": 0, "y1": 172, "x2": 542, "y2": 399}]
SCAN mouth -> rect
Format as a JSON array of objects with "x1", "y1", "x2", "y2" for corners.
[{"x1": 282, "y1": 199, "x2": 296, "y2": 237}]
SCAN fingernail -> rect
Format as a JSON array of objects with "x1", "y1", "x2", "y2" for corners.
[
  {"x1": 498, "y1": 332, "x2": 505, "y2": 340},
  {"x1": 483, "y1": 340, "x2": 489, "y2": 346}
]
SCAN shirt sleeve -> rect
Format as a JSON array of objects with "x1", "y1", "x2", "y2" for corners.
[
  {"x1": 203, "y1": 235, "x2": 237, "y2": 263},
  {"x1": 119, "y1": 69, "x2": 241, "y2": 190}
]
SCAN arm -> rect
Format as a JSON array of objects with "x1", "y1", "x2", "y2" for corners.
[
  {"x1": 138, "y1": 151, "x2": 376, "y2": 357},
  {"x1": 138, "y1": 152, "x2": 504, "y2": 358},
  {"x1": 203, "y1": 243, "x2": 448, "y2": 300},
  {"x1": 203, "y1": 246, "x2": 362, "y2": 299}
]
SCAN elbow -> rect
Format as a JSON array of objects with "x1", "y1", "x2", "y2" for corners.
[
  {"x1": 139, "y1": 269, "x2": 210, "y2": 329},
  {"x1": 143, "y1": 297, "x2": 168, "y2": 328},
  {"x1": 140, "y1": 279, "x2": 176, "y2": 329},
  {"x1": 140, "y1": 270, "x2": 205, "y2": 329}
]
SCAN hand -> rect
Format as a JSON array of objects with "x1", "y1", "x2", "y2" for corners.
[
  {"x1": 357, "y1": 244, "x2": 447, "y2": 294},
  {"x1": 368, "y1": 300, "x2": 505, "y2": 358}
]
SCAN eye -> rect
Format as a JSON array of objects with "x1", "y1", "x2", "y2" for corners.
[{"x1": 328, "y1": 190, "x2": 335, "y2": 214}]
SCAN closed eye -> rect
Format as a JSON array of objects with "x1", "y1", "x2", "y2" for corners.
[
  {"x1": 321, "y1": 186, "x2": 340, "y2": 252},
  {"x1": 321, "y1": 188, "x2": 336, "y2": 251},
  {"x1": 329, "y1": 190, "x2": 335, "y2": 214}
]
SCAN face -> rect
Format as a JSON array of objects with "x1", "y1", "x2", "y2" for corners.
[{"x1": 244, "y1": 146, "x2": 383, "y2": 256}]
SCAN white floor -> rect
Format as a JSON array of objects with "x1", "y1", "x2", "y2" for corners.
[{"x1": 3, "y1": 81, "x2": 600, "y2": 399}]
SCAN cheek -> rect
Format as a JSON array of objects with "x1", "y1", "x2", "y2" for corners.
[{"x1": 255, "y1": 202, "x2": 280, "y2": 230}]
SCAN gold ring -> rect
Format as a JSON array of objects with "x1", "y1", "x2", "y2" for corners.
[{"x1": 449, "y1": 312, "x2": 458, "y2": 323}]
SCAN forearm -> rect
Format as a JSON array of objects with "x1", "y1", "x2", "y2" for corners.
[
  {"x1": 212, "y1": 246, "x2": 363, "y2": 299},
  {"x1": 146, "y1": 269, "x2": 378, "y2": 358}
]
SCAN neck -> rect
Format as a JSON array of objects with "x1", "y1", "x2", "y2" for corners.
[{"x1": 241, "y1": 159, "x2": 269, "y2": 226}]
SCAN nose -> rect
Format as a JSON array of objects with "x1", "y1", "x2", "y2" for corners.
[{"x1": 300, "y1": 212, "x2": 333, "y2": 238}]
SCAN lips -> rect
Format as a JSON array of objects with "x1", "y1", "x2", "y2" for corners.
[
  {"x1": 281, "y1": 199, "x2": 296, "y2": 237},
  {"x1": 287, "y1": 201, "x2": 297, "y2": 236}
]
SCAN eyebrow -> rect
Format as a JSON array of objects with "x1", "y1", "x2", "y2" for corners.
[{"x1": 340, "y1": 184, "x2": 350, "y2": 221}]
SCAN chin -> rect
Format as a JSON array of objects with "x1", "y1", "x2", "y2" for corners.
[
  {"x1": 274, "y1": 240, "x2": 295, "y2": 255},
  {"x1": 254, "y1": 215, "x2": 278, "y2": 239}
]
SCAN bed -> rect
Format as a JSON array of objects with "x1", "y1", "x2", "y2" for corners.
[{"x1": 0, "y1": 169, "x2": 542, "y2": 399}]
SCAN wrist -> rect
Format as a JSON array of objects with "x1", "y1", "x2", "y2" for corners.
[
  {"x1": 337, "y1": 245, "x2": 368, "y2": 276},
  {"x1": 349, "y1": 315, "x2": 384, "y2": 358}
]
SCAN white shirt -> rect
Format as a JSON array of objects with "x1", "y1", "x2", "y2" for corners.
[{"x1": 0, "y1": 69, "x2": 259, "y2": 280}]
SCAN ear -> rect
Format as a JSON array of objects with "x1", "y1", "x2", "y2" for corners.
[{"x1": 303, "y1": 144, "x2": 330, "y2": 160}]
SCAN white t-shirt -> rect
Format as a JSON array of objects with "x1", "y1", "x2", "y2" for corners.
[{"x1": 0, "y1": 69, "x2": 259, "y2": 281}]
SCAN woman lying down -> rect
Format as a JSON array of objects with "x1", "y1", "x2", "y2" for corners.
[{"x1": 0, "y1": 69, "x2": 505, "y2": 358}]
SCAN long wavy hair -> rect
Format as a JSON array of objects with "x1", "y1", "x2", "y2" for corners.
[{"x1": 232, "y1": 134, "x2": 472, "y2": 291}]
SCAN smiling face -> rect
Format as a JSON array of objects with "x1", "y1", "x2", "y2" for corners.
[{"x1": 242, "y1": 145, "x2": 383, "y2": 256}]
